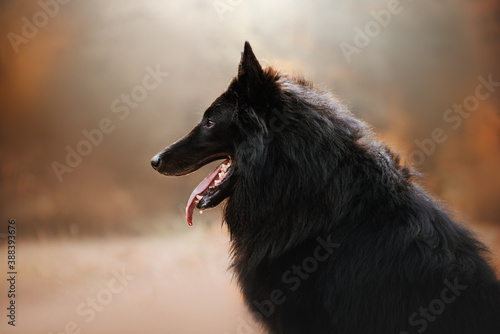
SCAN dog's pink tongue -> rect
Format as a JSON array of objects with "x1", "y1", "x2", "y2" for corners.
[{"x1": 186, "y1": 163, "x2": 224, "y2": 226}]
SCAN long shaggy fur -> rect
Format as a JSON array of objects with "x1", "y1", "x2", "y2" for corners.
[
  {"x1": 225, "y1": 45, "x2": 500, "y2": 334},
  {"x1": 154, "y1": 42, "x2": 500, "y2": 334}
]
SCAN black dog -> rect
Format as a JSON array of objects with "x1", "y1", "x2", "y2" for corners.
[{"x1": 151, "y1": 42, "x2": 500, "y2": 333}]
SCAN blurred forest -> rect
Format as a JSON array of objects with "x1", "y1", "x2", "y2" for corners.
[
  {"x1": 1, "y1": 0, "x2": 499, "y2": 237},
  {"x1": 1, "y1": 1, "x2": 500, "y2": 334}
]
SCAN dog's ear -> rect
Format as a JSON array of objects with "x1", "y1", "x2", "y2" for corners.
[{"x1": 237, "y1": 41, "x2": 263, "y2": 86}]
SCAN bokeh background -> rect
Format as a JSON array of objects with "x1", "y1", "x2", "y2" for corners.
[{"x1": 0, "y1": 0, "x2": 499, "y2": 333}]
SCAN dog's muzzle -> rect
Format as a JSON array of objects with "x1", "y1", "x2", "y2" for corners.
[{"x1": 151, "y1": 154, "x2": 161, "y2": 170}]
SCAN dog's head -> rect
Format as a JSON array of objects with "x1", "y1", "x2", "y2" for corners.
[{"x1": 151, "y1": 42, "x2": 282, "y2": 226}]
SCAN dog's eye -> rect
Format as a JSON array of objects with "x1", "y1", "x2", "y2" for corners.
[{"x1": 206, "y1": 119, "x2": 215, "y2": 128}]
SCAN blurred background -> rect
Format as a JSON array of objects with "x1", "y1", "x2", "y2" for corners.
[{"x1": 0, "y1": 0, "x2": 499, "y2": 333}]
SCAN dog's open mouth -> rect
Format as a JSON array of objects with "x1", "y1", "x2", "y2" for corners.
[{"x1": 186, "y1": 158, "x2": 233, "y2": 226}]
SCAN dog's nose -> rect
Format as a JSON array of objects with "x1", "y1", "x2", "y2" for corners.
[{"x1": 151, "y1": 154, "x2": 161, "y2": 170}]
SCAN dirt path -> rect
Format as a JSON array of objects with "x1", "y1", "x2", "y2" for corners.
[
  {"x1": 0, "y1": 225, "x2": 264, "y2": 334},
  {"x1": 1, "y1": 222, "x2": 498, "y2": 334}
]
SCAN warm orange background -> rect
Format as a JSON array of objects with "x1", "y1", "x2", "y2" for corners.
[{"x1": 0, "y1": 0, "x2": 499, "y2": 333}]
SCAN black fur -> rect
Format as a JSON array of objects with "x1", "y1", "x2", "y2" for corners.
[{"x1": 152, "y1": 42, "x2": 500, "y2": 333}]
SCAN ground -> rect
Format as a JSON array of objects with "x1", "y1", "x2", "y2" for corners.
[{"x1": 0, "y1": 222, "x2": 498, "y2": 334}]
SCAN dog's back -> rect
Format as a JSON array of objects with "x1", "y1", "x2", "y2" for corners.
[
  {"x1": 223, "y1": 44, "x2": 500, "y2": 333},
  {"x1": 153, "y1": 42, "x2": 500, "y2": 333}
]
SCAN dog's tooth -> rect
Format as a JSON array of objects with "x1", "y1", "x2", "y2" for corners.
[
  {"x1": 219, "y1": 172, "x2": 226, "y2": 180},
  {"x1": 196, "y1": 195, "x2": 203, "y2": 200},
  {"x1": 214, "y1": 180, "x2": 221, "y2": 186}
]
